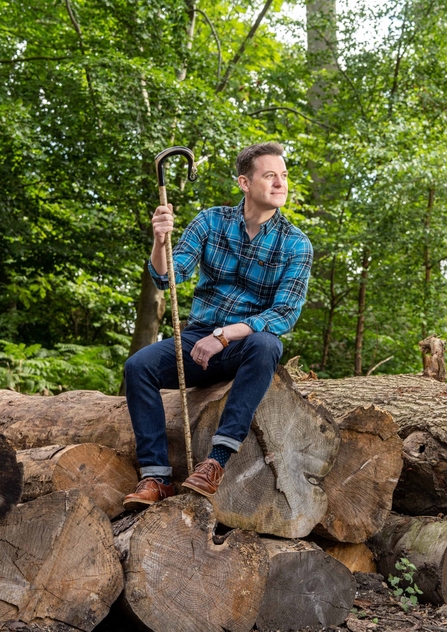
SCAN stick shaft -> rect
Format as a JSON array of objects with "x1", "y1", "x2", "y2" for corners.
[{"x1": 158, "y1": 185, "x2": 194, "y2": 476}]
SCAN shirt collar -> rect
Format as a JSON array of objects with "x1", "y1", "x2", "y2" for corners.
[{"x1": 235, "y1": 197, "x2": 281, "y2": 235}]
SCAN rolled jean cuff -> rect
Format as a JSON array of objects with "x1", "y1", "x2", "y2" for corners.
[
  {"x1": 212, "y1": 435, "x2": 242, "y2": 452},
  {"x1": 141, "y1": 465, "x2": 173, "y2": 478}
]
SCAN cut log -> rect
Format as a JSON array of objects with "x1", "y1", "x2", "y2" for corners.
[
  {"x1": 0, "y1": 435, "x2": 23, "y2": 521},
  {"x1": 0, "y1": 489, "x2": 123, "y2": 631},
  {"x1": 255, "y1": 538, "x2": 356, "y2": 631},
  {"x1": 0, "y1": 385, "x2": 232, "y2": 480},
  {"x1": 311, "y1": 405, "x2": 403, "y2": 543},
  {"x1": 296, "y1": 373, "x2": 447, "y2": 517},
  {"x1": 113, "y1": 493, "x2": 269, "y2": 632},
  {"x1": 310, "y1": 536, "x2": 377, "y2": 573},
  {"x1": 191, "y1": 367, "x2": 340, "y2": 538},
  {"x1": 0, "y1": 368, "x2": 340, "y2": 538},
  {"x1": 369, "y1": 513, "x2": 447, "y2": 606},
  {"x1": 16, "y1": 443, "x2": 138, "y2": 519}
]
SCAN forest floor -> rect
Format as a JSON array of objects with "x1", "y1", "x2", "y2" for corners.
[{"x1": 295, "y1": 572, "x2": 447, "y2": 632}]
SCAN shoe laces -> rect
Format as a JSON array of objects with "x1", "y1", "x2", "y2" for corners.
[
  {"x1": 136, "y1": 477, "x2": 165, "y2": 492},
  {"x1": 196, "y1": 459, "x2": 223, "y2": 481}
]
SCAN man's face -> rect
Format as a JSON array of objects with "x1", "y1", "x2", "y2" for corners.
[{"x1": 238, "y1": 154, "x2": 288, "y2": 211}]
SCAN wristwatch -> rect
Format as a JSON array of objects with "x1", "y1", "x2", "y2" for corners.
[{"x1": 213, "y1": 327, "x2": 229, "y2": 348}]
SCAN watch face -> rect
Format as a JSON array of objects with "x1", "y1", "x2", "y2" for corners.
[{"x1": 214, "y1": 327, "x2": 223, "y2": 336}]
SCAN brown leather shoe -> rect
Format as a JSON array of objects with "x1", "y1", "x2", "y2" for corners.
[
  {"x1": 123, "y1": 477, "x2": 175, "y2": 511},
  {"x1": 182, "y1": 458, "x2": 224, "y2": 498}
]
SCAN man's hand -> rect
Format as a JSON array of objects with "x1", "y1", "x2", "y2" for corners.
[
  {"x1": 152, "y1": 204, "x2": 174, "y2": 245},
  {"x1": 191, "y1": 335, "x2": 225, "y2": 370}
]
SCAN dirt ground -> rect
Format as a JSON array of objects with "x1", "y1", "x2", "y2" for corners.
[{"x1": 295, "y1": 572, "x2": 447, "y2": 632}]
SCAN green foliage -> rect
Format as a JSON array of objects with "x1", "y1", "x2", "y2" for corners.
[
  {"x1": 388, "y1": 557, "x2": 423, "y2": 612},
  {"x1": 1, "y1": 0, "x2": 447, "y2": 387},
  {"x1": 0, "y1": 334, "x2": 130, "y2": 395}
]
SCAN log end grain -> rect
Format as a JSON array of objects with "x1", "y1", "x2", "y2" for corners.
[
  {"x1": 0, "y1": 490, "x2": 124, "y2": 631},
  {"x1": 117, "y1": 493, "x2": 269, "y2": 632}
]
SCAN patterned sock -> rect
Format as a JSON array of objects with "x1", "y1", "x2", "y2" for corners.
[
  {"x1": 208, "y1": 445, "x2": 234, "y2": 468},
  {"x1": 142, "y1": 474, "x2": 171, "y2": 485}
]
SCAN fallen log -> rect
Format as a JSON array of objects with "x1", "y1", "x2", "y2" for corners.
[
  {"x1": 113, "y1": 493, "x2": 269, "y2": 632},
  {"x1": 0, "y1": 384, "x2": 232, "y2": 480},
  {"x1": 0, "y1": 368, "x2": 340, "y2": 538},
  {"x1": 255, "y1": 538, "x2": 356, "y2": 632},
  {"x1": 0, "y1": 435, "x2": 23, "y2": 521},
  {"x1": 296, "y1": 373, "x2": 447, "y2": 517},
  {"x1": 17, "y1": 443, "x2": 138, "y2": 519},
  {"x1": 369, "y1": 513, "x2": 447, "y2": 606},
  {"x1": 311, "y1": 405, "x2": 403, "y2": 543},
  {"x1": 0, "y1": 489, "x2": 123, "y2": 631}
]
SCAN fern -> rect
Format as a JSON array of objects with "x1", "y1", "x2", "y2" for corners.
[{"x1": 0, "y1": 336, "x2": 130, "y2": 395}]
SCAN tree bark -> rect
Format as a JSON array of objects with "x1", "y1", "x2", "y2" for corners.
[
  {"x1": 0, "y1": 368, "x2": 340, "y2": 538},
  {"x1": 311, "y1": 405, "x2": 403, "y2": 543},
  {"x1": 16, "y1": 443, "x2": 138, "y2": 519},
  {"x1": 370, "y1": 513, "x2": 447, "y2": 606},
  {"x1": 255, "y1": 537, "x2": 356, "y2": 631},
  {"x1": 296, "y1": 373, "x2": 447, "y2": 517},
  {"x1": 0, "y1": 435, "x2": 23, "y2": 521},
  {"x1": 113, "y1": 494, "x2": 269, "y2": 632},
  {"x1": 419, "y1": 334, "x2": 446, "y2": 382},
  {"x1": 0, "y1": 490, "x2": 123, "y2": 630}
]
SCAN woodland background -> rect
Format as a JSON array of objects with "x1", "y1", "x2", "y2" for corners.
[{"x1": 1, "y1": 0, "x2": 446, "y2": 395}]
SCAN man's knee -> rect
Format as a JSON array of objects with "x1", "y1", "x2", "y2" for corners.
[{"x1": 246, "y1": 331, "x2": 283, "y2": 364}]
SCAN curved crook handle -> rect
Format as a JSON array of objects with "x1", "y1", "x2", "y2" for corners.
[{"x1": 155, "y1": 146, "x2": 197, "y2": 187}]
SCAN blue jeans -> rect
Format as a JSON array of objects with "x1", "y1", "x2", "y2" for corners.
[{"x1": 124, "y1": 324, "x2": 283, "y2": 477}]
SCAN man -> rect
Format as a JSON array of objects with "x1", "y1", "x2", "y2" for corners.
[{"x1": 123, "y1": 141, "x2": 313, "y2": 510}]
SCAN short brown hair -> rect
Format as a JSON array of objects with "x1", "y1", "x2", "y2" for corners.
[{"x1": 236, "y1": 142, "x2": 284, "y2": 179}]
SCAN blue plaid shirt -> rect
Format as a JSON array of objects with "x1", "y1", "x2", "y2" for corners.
[{"x1": 149, "y1": 198, "x2": 313, "y2": 336}]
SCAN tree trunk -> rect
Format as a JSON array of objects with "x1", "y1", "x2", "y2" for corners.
[
  {"x1": 0, "y1": 435, "x2": 23, "y2": 521},
  {"x1": 354, "y1": 249, "x2": 370, "y2": 376},
  {"x1": 255, "y1": 537, "x2": 356, "y2": 631},
  {"x1": 0, "y1": 490, "x2": 123, "y2": 630},
  {"x1": 16, "y1": 443, "x2": 138, "y2": 519},
  {"x1": 119, "y1": 262, "x2": 165, "y2": 395},
  {"x1": 113, "y1": 494, "x2": 269, "y2": 632},
  {"x1": 370, "y1": 513, "x2": 447, "y2": 606},
  {"x1": 0, "y1": 368, "x2": 340, "y2": 538},
  {"x1": 311, "y1": 405, "x2": 403, "y2": 543},
  {"x1": 296, "y1": 373, "x2": 447, "y2": 517}
]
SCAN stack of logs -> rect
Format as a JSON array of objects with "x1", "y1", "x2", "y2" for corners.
[{"x1": 1, "y1": 346, "x2": 447, "y2": 632}]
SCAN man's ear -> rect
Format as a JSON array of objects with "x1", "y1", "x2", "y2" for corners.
[{"x1": 238, "y1": 175, "x2": 250, "y2": 193}]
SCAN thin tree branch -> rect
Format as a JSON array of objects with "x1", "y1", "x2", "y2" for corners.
[
  {"x1": 195, "y1": 8, "x2": 222, "y2": 85},
  {"x1": 312, "y1": 24, "x2": 366, "y2": 119},
  {"x1": 388, "y1": 0, "x2": 436, "y2": 118},
  {"x1": 366, "y1": 355, "x2": 394, "y2": 376},
  {"x1": 0, "y1": 56, "x2": 72, "y2": 64},
  {"x1": 216, "y1": 0, "x2": 274, "y2": 94},
  {"x1": 248, "y1": 105, "x2": 335, "y2": 130},
  {"x1": 64, "y1": 0, "x2": 101, "y2": 127}
]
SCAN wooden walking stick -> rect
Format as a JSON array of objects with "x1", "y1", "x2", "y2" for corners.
[{"x1": 155, "y1": 146, "x2": 197, "y2": 476}]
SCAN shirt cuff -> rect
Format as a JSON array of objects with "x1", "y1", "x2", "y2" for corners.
[
  {"x1": 241, "y1": 315, "x2": 268, "y2": 333},
  {"x1": 147, "y1": 259, "x2": 170, "y2": 290}
]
